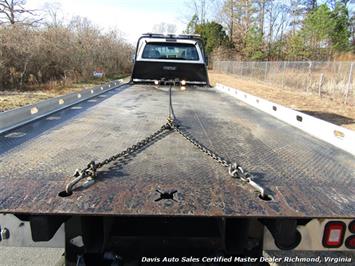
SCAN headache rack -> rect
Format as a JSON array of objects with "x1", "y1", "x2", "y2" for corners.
[{"x1": 142, "y1": 33, "x2": 202, "y2": 40}]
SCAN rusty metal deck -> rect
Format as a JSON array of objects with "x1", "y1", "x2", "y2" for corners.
[{"x1": 0, "y1": 84, "x2": 354, "y2": 218}]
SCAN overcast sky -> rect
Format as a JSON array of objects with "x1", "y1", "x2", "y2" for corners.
[{"x1": 25, "y1": 0, "x2": 191, "y2": 44}]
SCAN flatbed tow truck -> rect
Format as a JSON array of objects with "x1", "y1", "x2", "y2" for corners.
[{"x1": 0, "y1": 34, "x2": 354, "y2": 265}]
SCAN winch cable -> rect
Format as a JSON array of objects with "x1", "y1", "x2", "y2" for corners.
[{"x1": 63, "y1": 81, "x2": 270, "y2": 200}]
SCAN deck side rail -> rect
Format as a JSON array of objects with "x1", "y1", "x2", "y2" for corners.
[
  {"x1": 216, "y1": 83, "x2": 355, "y2": 156},
  {"x1": 0, "y1": 80, "x2": 124, "y2": 134}
]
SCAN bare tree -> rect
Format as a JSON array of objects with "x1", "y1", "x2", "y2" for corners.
[
  {"x1": 196, "y1": 0, "x2": 206, "y2": 23},
  {"x1": 220, "y1": 0, "x2": 256, "y2": 50},
  {"x1": 218, "y1": 0, "x2": 235, "y2": 39},
  {"x1": 42, "y1": 1, "x2": 63, "y2": 27},
  {"x1": 0, "y1": 0, "x2": 41, "y2": 25},
  {"x1": 0, "y1": 14, "x2": 133, "y2": 89},
  {"x1": 266, "y1": 2, "x2": 288, "y2": 59},
  {"x1": 256, "y1": 0, "x2": 266, "y2": 37},
  {"x1": 185, "y1": 0, "x2": 214, "y2": 24}
]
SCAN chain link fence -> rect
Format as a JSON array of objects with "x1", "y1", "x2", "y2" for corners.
[{"x1": 214, "y1": 61, "x2": 354, "y2": 105}]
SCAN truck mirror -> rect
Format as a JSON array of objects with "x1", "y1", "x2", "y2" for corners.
[{"x1": 205, "y1": 56, "x2": 208, "y2": 66}]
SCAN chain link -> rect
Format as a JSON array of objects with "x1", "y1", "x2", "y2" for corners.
[
  {"x1": 96, "y1": 123, "x2": 170, "y2": 169},
  {"x1": 172, "y1": 124, "x2": 230, "y2": 168}
]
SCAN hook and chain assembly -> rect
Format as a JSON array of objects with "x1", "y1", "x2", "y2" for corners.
[
  {"x1": 63, "y1": 81, "x2": 268, "y2": 199},
  {"x1": 64, "y1": 123, "x2": 170, "y2": 194}
]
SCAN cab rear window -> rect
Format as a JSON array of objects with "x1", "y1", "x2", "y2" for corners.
[{"x1": 142, "y1": 42, "x2": 199, "y2": 61}]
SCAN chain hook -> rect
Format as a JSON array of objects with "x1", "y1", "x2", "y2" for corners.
[
  {"x1": 229, "y1": 163, "x2": 250, "y2": 182},
  {"x1": 65, "y1": 170, "x2": 85, "y2": 194},
  {"x1": 85, "y1": 160, "x2": 97, "y2": 178},
  {"x1": 65, "y1": 161, "x2": 97, "y2": 194},
  {"x1": 228, "y1": 163, "x2": 239, "y2": 178},
  {"x1": 63, "y1": 124, "x2": 170, "y2": 195},
  {"x1": 228, "y1": 162, "x2": 266, "y2": 198}
]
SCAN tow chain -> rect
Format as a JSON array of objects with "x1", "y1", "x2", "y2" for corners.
[
  {"x1": 171, "y1": 122, "x2": 267, "y2": 198},
  {"x1": 64, "y1": 123, "x2": 171, "y2": 194},
  {"x1": 64, "y1": 82, "x2": 268, "y2": 199}
]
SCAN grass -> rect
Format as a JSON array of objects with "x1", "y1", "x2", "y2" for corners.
[
  {"x1": 209, "y1": 70, "x2": 355, "y2": 131},
  {"x1": 0, "y1": 75, "x2": 130, "y2": 112}
]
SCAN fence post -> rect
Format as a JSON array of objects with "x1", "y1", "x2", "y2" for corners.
[
  {"x1": 281, "y1": 61, "x2": 286, "y2": 88},
  {"x1": 307, "y1": 61, "x2": 313, "y2": 93},
  {"x1": 251, "y1": 62, "x2": 253, "y2": 80},
  {"x1": 264, "y1": 61, "x2": 268, "y2": 82},
  {"x1": 344, "y1": 62, "x2": 354, "y2": 104},
  {"x1": 318, "y1": 73, "x2": 324, "y2": 97}
]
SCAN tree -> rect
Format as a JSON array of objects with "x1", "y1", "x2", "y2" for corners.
[
  {"x1": 186, "y1": 0, "x2": 208, "y2": 24},
  {"x1": 265, "y1": 1, "x2": 289, "y2": 59},
  {"x1": 330, "y1": 2, "x2": 351, "y2": 52},
  {"x1": 350, "y1": 12, "x2": 355, "y2": 51},
  {"x1": 221, "y1": 0, "x2": 257, "y2": 53},
  {"x1": 195, "y1": 21, "x2": 231, "y2": 54},
  {"x1": 0, "y1": 15, "x2": 133, "y2": 89},
  {"x1": 304, "y1": 0, "x2": 318, "y2": 11},
  {"x1": 42, "y1": 1, "x2": 63, "y2": 27},
  {"x1": 199, "y1": 0, "x2": 354, "y2": 60},
  {"x1": 302, "y1": 4, "x2": 335, "y2": 58},
  {"x1": 285, "y1": 31, "x2": 310, "y2": 60},
  {"x1": 0, "y1": 0, "x2": 41, "y2": 25},
  {"x1": 256, "y1": 0, "x2": 266, "y2": 37},
  {"x1": 242, "y1": 27, "x2": 265, "y2": 60},
  {"x1": 185, "y1": 14, "x2": 199, "y2": 34},
  {"x1": 220, "y1": 0, "x2": 235, "y2": 40}
]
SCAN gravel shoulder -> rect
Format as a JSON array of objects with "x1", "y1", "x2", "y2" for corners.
[{"x1": 0, "y1": 247, "x2": 64, "y2": 266}]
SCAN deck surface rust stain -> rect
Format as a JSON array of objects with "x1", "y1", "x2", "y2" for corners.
[{"x1": 0, "y1": 85, "x2": 354, "y2": 217}]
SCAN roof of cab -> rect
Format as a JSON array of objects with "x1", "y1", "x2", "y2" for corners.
[
  {"x1": 138, "y1": 33, "x2": 204, "y2": 44},
  {"x1": 141, "y1": 33, "x2": 201, "y2": 40}
]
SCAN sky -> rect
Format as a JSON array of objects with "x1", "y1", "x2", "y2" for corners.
[{"x1": 25, "y1": 0, "x2": 193, "y2": 44}]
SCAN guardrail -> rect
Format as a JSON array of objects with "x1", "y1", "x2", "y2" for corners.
[
  {"x1": 216, "y1": 83, "x2": 355, "y2": 156},
  {"x1": 0, "y1": 79, "x2": 124, "y2": 134}
]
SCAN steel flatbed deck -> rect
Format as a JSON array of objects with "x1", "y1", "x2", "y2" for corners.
[{"x1": 0, "y1": 84, "x2": 354, "y2": 218}]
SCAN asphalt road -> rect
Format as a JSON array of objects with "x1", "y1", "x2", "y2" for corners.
[{"x1": 0, "y1": 247, "x2": 64, "y2": 266}]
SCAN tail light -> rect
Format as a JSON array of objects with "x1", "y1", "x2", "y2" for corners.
[
  {"x1": 348, "y1": 220, "x2": 355, "y2": 233},
  {"x1": 345, "y1": 235, "x2": 355, "y2": 249},
  {"x1": 322, "y1": 221, "x2": 346, "y2": 248}
]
